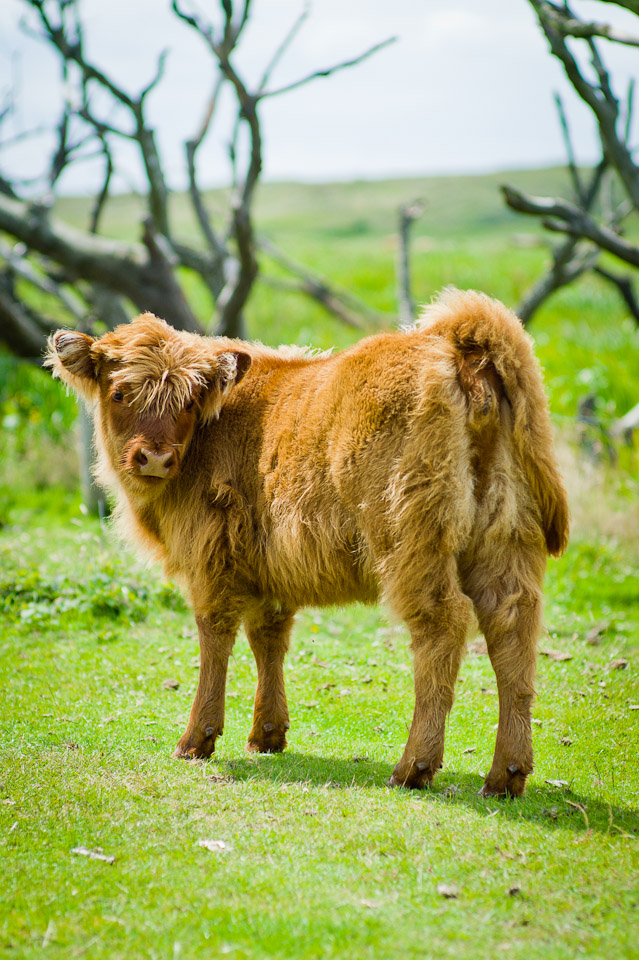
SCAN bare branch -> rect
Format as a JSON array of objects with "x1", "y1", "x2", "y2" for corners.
[
  {"x1": 227, "y1": 109, "x2": 241, "y2": 195},
  {"x1": 593, "y1": 264, "x2": 639, "y2": 326},
  {"x1": 259, "y1": 235, "x2": 387, "y2": 328},
  {"x1": 188, "y1": 73, "x2": 225, "y2": 153},
  {"x1": 0, "y1": 192, "x2": 201, "y2": 330},
  {"x1": 257, "y1": 3, "x2": 310, "y2": 94},
  {"x1": 215, "y1": 199, "x2": 256, "y2": 337},
  {"x1": 587, "y1": 35, "x2": 616, "y2": 106},
  {"x1": 27, "y1": 0, "x2": 172, "y2": 236},
  {"x1": 0, "y1": 283, "x2": 55, "y2": 358},
  {"x1": 48, "y1": 103, "x2": 96, "y2": 189},
  {"x1": 624, "y1": 77, "x2": 635, "y2": 145},
  {"x1": 260, "y1": 274, "x2": 367, "y2": 330},
  {"x1": 77, "y1": 99, "x2": 136, "y2": 142},
  {"x1": 26, "y1": 0, "x2": 137, "y2": 110},
  {"x1": 82, "y1": 283, "x2": 129, "y2": 330},
  {"x1": 185, "y1": 74, "x2": 227, "y2": 257},
  {"x1": 172, "y1": 0, "x2": 393, "y2": 334},
  {"x1": 88, "y1": 135, "x2": 114, "y2": 235},
  {"x1": 0, "y1": 90, "x2": 12, "y2": 128},
  {"x1": 529, "y1": 0, "x2": 639, "y2": 207},
  {"x1": 0, "y1": 124, "x2": 49, "y2": 151},
  {"x1": 173, "y1": 0, "x2": 262, "y2": 331},
  {"x1": 553, "y1": 92, "x2": 584, "y2": 202},
  {"x1": 0, "y1": 236, "x2": 85, "y2": 319},
  {"x1": 545, "y1": 10, "x2": 639, "y2": 46},
  {"x1": 516, "y1": 236, "x2": 600, "y2": 325},
  {"x1": 502, "y1": 184, "x2": 639, "y2": 267},
  {"x1": 259, "y1": 36, "x2": 397, "y2": 100},
  {"x1": 140, "y1": 49, "x2": 169, "y2": 103},
  {"x1": 2, "y1": 0, "x2": 393, "y2": 346},
  {"x1": 171, "y1": 1, "x2": 215, "y2": 43}
]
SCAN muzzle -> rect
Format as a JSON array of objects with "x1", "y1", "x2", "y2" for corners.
[{"x1": 127, "y1": 442, "x2": 178, "y2": 480}]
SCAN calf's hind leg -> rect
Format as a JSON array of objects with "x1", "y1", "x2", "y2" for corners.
[
  {"x1": 245, "y1": 604, "x2": 294, "y2": 754},
  {"x1": 462, "y1": 547, "x2": 545, "y2": 797},
  {"x1": 389, "y1": 557, "x2": 473, "y2": 790}
]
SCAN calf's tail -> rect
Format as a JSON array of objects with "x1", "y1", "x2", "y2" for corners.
[{"x1": 417, "y1": 287, "x2": 569, "y2": 556}]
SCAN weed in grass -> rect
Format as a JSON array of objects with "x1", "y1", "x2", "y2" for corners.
[{"x1": 0, "y1": 549, "x2": 185, "y2": 628}]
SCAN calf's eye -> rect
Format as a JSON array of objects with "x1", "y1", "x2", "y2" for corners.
[
  {"x1": 113, "y1": 390, "x2": 124, "y2": 403},
  {"x1": 186, "y1": 399, "x2": 195, "y2": 410}
]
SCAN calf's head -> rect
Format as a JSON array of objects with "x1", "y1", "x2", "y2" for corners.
[{"x1": 46, "y1": 314, "x2": 250, "y2": 493}]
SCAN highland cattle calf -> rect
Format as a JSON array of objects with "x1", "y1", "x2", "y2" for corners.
[{"x1": 47, "y1": 288, "x2": 568, "y2": 796}]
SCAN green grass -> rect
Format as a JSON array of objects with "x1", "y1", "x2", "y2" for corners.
[
  {"x1": 0, "y1": 500, "x2": 638, "y2": 960},
  {"x1": 2, "y1": 167, "x2": 639, "y2": 957}
]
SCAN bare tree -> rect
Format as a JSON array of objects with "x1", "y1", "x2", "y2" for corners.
[
  {"x1": 0, "y1": 0, "x2": 395, "y2": 358},
  {"x1": 502, "y1": 0, "x2": 639, "y2": 326}
]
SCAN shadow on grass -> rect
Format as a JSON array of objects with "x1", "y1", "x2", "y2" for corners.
[{"x1": 212, "y1": 750, "x2": 639, "y2": 838}]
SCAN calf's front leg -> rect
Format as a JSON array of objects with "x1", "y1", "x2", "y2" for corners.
[
  {"x1": 173, "y1": 612, "x2": 238, "y2": 760},
  {"x1": 245, "y1": 605, "x2": 294, "y2": 754}
]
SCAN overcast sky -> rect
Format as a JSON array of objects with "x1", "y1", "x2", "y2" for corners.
[{"x1": 1, "y1": 0, "x2": 638, "y2": 194}]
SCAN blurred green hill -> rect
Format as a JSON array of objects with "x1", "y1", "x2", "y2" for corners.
[{"x1": 56, "y1": 166, "x2": 577, "y2": 246}]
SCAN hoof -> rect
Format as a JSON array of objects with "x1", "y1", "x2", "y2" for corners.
[
  {"x1": 388, "y1": 761, "x2": 434, "y2": 791},
  {"x1": 173, "y1": 724, "x2": 219, "y2": 760},
  {"x1": 246, "y1": 720, "x2": 289, "y2": 755},
  {"x1": 480, "y1": 763, "x2": 529, "y2": 798}
]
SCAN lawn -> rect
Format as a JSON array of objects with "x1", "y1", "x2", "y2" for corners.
[{"x1": 1, "y1": 168, "x2": 638, "y2": 959}]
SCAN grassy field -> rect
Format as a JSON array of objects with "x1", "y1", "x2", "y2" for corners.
[{"x1": 1, "y1": 168, "x2": 638, "y2": 958}]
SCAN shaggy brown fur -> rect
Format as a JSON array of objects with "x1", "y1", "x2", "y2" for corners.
[{"x1": 47, "y1": 288, "x2": 569, "y2": 796}]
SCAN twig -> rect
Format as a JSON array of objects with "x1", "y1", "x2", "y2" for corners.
[
  {"x1": 0, "y1": 236, "x2": 85, "y2": 319},
  {"x1": 593, "y1": 265, "x2": 639, "y2": 326},
  {"x1": 624, "y1": 77, "x2": 635, "y2": 145},
  {"x1": 88, "y1": 134, "x2": 114, "y2": 235},
  {"x1": 554, "y1": 91, "x2": 583, "y2": 202},
  {"x1": 140, "y1": 49, "x2": 169, "y2": 103},
  {"x1": 260, "y1": 37, "x2": 397, "y2": 100},
  {"x1": 259, "y1": 234, "x2": 388, "y2": 328},
  {"x1": 516, "y1": 237, "x2": 600, "y2": 325},
  {"x1": 546, "y1": 10, "x2": 639, "y2": 47},
  {"x1": 0, "y1": 280, "x2": 57, "y2": 358},
  {"x1": 185, "y1": 74, "x2": 227, "y2": 258},
  {"x1": 257, "y1": 3, "x2": 310, "y2": 94}
]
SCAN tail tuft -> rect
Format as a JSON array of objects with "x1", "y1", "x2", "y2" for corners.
[{"x1": 418, "y1": 288, "x2": 569, "y2": 556}]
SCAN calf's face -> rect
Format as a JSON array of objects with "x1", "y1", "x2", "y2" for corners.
[
  {"x1": 100, "y1": 376, "x2": 199, "y2": 488},
  {"x1": 46, "y1": 315, "x2": 251, "y2": 494}
]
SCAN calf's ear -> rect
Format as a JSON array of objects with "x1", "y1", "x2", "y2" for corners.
[
  {"x1": 200, "y1": 350, "x2": 252, "y2": 423},
  {"x1": 44, "y1": 330, "x2": 99, "y2": 401}
]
